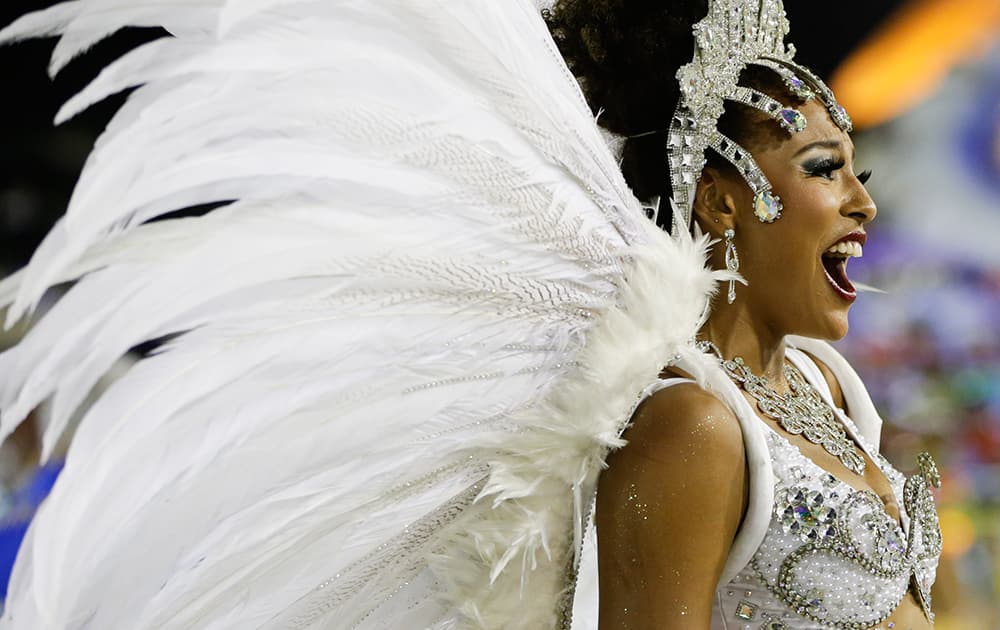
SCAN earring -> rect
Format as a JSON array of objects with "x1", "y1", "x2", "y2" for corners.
[{"x1": 724, "y1": 228, "x2": 739, "y2": 304}]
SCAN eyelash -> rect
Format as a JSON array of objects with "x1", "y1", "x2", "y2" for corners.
[
  {"x1": 804, "y1": 160, "x2": 873, "y2": 185},
  {"x1": 804, "y1": 158, "x2": 845, "y2": 180}
]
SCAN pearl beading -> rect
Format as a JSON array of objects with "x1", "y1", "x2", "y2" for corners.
[{"x1": 714, "y1": 427, "x2": 941, "y2": 629}]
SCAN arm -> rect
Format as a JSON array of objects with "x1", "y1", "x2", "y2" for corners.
[{"x1": 596, "y1": 384, "x2": 748, "y2": 630}]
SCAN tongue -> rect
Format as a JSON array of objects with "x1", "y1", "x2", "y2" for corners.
[{"x1": 822, "y1": 256, "x2": 856, "y2": 294}]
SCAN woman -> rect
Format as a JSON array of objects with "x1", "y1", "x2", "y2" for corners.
[
  {"x1": 546, "y1": 2, "x2": 941, "y2": 628},
  {"x1": 0, "y1": 0, "x2": 939, "y2": 628}
]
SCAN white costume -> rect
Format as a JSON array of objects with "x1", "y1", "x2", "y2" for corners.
[
  {"x1": 568, "y1": 341, "x2": 941, "y2": 630},
  {"x1": 708, "y1": 345, "x2": 940, "y2": 630},
  {"x1": 0, "y1": 1, "x2": 939, "y2": 629}
]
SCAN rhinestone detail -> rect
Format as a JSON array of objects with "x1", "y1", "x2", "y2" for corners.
[
  {"x1": 754, "y1": 190, "x2": 783, "y2": 223},
  {"x1": 735, "y1": 598, "x2": 759, "y2": 620},
  {"x1": 667, "y1": 0, "x2": 853, "y2": 228},
  {"x1": 779, "y1": 108, "x2": 807, "y2": 132},
  {"x1": 722, "y1": 431, "x2": 942, "y2": 628},
  {"x1": 718, "y1": 355, "x2": 866, "y2": 475}
]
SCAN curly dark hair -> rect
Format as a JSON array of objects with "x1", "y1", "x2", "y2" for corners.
[{"x1": 544, "y1": 0, "x2": 806, "y2": 231}]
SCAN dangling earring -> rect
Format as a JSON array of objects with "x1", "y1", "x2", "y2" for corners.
[{"x1": 725, "y1": 228, "x2": 739, "y2": 304}]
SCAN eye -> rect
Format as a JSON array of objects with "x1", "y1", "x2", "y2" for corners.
[
  {"x1": 802, "y1": 157, "x2": 845, "y2": 180},
  {"x1": 857, "y1": 169, "x2": 873, "y2": 184}
]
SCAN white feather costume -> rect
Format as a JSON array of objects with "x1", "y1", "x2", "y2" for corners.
[{"x1": 0, "y1": 1, "x2": 733, "y2": 628}]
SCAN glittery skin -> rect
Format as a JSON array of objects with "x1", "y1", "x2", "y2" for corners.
[
  {"x1": 626, "y1": 484, "x2": 650, "y2": 522},
  {"x1": 595, "y1": 383, "x2": 751, "y2": 630}
]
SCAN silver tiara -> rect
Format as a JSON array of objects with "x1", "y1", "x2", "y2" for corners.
[{"x1": 667, "y1": 0, "x2": 852, "y2": 233}]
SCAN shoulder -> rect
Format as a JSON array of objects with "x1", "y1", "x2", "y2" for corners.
[
  {"x1": 603, "y1": 382, "x2": 746, "y2": 490},
  {"x1": 625, "y1": 382, "x2": 744, "y2": 459},
  {"x1": 595, "y1": 382, "x2": 749, "y2": 625}
]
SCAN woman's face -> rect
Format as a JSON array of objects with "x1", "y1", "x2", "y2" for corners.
[{"x1": 711, "y1": 99, "x2": 877, "y2": 341}]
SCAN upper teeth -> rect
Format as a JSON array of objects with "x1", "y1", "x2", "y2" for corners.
[{"x1": 825, "y1": 241, "x2": 863, "y2": 258}]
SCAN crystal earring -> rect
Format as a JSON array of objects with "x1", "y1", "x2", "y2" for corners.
[{"x1": 725, "y1": 228, "x2": 739, "y2": 304}]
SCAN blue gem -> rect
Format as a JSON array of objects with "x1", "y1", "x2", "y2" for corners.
[
  {"x1": 779, "y1": 108, "x2": 807, "y2": 132},
  {"x1": 793, "y1": 504, "x2": 815, "y2": 525}
]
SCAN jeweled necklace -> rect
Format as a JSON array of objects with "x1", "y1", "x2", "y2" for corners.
[{"x1": 699, "y1": 341, "x2": 866, "y2": 475}]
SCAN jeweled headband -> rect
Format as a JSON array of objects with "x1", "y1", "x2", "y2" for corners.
[{"x1": 667, "y1": 0, "x2": 852, "y2": 234}]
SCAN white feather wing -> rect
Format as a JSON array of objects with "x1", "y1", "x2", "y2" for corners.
[{"x1": 0, "y1": 1, "x2": 723, "y2": 628}]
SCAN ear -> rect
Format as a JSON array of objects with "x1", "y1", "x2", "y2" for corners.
[{"x1": 692, "y1": 166, "x2": 739, "y2": 235}]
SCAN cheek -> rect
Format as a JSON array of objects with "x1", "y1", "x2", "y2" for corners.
[
  {"x1": 763, "y1": 239, "x2": 816, "y2": 281},
  {"x1": 762, "y1": 190, "x2": 840, "y2": 267},
  {"x1": 741, "y1": 221, "x2": 819, "y2": 291},
  {"x1": 777, "y1": 182, "x2": 840, "y2": 222}
]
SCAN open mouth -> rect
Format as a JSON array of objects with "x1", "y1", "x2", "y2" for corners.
[{"x1": 821, "y1": 240, "x2": 862, "y2": 302}]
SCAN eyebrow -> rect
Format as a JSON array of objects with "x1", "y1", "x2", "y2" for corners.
[
  {"x1": 793, "y1": 140, "x2": 845, "y2": 157},
  {"x1": 793, "y1": 139, "x2": 858, "y2": 161}
]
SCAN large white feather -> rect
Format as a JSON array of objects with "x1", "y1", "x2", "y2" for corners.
[{"x1": 0, "y1": 1, "x2": 726, "y2": 628}]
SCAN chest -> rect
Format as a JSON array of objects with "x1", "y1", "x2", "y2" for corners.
[
  {"x1": 732, "y1": 375, "x2": 902, "y2": 526},
  {"x1": 779, "y1": 431, "x2": 902, "y2": 523},
  {"x1": 726, "y1": 431, "x2": 941, "y2": 629}
]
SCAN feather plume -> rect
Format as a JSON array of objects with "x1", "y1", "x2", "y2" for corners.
[{"x1": 0, "y1": 1, "x2": 720, "y2": 628}]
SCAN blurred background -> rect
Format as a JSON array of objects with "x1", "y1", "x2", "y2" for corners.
[
  {"x1": 814, "y1": 1, "x2": 1000, "y2": 627},
  {"x1": 0, "y1": 0, "x2": 998, "y2": 625}
]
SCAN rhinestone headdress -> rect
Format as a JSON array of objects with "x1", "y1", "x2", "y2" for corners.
[{"x1": 667, "y1": 0, "x2": 852, "y2": 234}]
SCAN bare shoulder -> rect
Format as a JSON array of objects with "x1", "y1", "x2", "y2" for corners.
[
  {"x1": 617, "y1": 381, "x2": 745, "y2": 464},
  {"x1": 596, "y1": 382, "x2": 749, "y2": 627},
  {"x1": 604, "y1": 382, "x2": 747, "y2": 513}
]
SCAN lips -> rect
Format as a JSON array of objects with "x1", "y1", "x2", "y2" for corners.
[{"x1": 821, "y1": 232, "x2": 866, "y2": 302}]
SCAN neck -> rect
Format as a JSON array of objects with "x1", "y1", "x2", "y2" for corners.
[{"x1": 699, "y1": 299, "x2": 787, "y2": 385}]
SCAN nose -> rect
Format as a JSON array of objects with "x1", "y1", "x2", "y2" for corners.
[{"x1": 842, "y1": 175, "x2": 877, "y2": 224}]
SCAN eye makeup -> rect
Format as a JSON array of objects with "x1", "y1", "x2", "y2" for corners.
[{"x1": 801, "y1": 156, "x2": 845, "y2": 180}]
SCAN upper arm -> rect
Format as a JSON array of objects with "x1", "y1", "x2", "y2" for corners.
[{"x1": 595, "y1": 384, "x2": 748, "y2": 630}]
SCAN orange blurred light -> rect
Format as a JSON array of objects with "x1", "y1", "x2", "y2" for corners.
[
  {"x1": 831, "y1": 0, "x2": 1000, "y2": 129},
  {"x1": 937, "y1": 507, "x2": 977, "y2": 558}
]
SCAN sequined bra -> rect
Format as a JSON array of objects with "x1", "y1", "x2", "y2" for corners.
[
  {"x1": 710, "y1": 351, "x2": 942, "y2": 630},
  {"x1": 567, "y1": 342, "x2": 941, "y2": 630}
]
